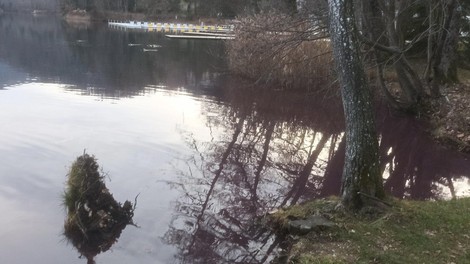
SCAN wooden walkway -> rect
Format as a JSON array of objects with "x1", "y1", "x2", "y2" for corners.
[
  {"x1": 165, "y1": 34, "x2": 234, "y2": 40},
  {"x1": 108, "y1": 20, "x2": 233, "y2": 33}
]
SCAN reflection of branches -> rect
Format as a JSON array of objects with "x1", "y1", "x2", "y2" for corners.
[
  {"x1": 164, "y1": 82, "x2": 470, "y2": 264},
  {"x1": 321, "y1": 135, "x2": 345, "y2": 197},
  {"x1": 187, "y1": 115, "x2": 245, "y2": 254},
  {"x1": 377, "y1": 111, "x2": 470, "y2": 199},
  {"x1": 164, "y1": 94, "x2": 343, "y2": 263},
  {"x1": 253, "y1": 121, "x2": 275, "y2": 200},
  {"x1": 169, "y1": 109, "x2": 275, "y2": 261},
  {"x1": 280, "y1": 133, "x2": 331, "y2": 206}
]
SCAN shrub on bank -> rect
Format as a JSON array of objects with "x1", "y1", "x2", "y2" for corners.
[{"x1": 227, "y1": 11, "x2": 335, "y2": 92}]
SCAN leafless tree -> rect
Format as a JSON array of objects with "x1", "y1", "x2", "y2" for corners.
[{"x1": 328, "y1": 0, "x2": 385, "y2": 210}]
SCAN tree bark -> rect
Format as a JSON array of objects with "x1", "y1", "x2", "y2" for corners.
[
  {"x1": 432, "y1": 0, "x2": 459, "y2": 96},
  {"x1": 424, "y1": 0, "x2": 435, "y2": 82},
  {"x1": 327, "y1": 0, "x2": 385, "y2": 210}
]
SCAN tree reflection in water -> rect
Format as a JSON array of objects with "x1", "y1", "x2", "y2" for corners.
[
  {"x1": 0, "y1": 14, "x2": 225, "y2": 96},
  {"x1": 377, "y1": 109, "x2": 470, "y2": 200},
  {"x1": 163, "y1": 83, "x2": 344, "y2": 263},
  {"x1": 163, "y1": 81, "x2": 470, "y2": 263}
]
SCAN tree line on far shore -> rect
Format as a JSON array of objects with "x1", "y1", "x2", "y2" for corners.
[
  {"x1": 57, "y1": 0, "x2": 298, "y2": 19},
  {"x1": 0, "y1": 0, "x2": 57, "y2": 11}
]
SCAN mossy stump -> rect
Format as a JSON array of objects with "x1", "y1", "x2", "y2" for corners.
[{"x1": 63, "y1": 153, "x2": 135, "y2": 264}]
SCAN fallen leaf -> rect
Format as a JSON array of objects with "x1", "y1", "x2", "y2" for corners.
[{"x1": 425, "y1": 230, "x2": 436, "y2": 236}]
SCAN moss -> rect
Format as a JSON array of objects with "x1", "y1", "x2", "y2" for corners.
[
  {"x1": 269, "y1": 197, "x2": 339, "y2": 232},
  {"x1": 270, "y1": 197, "x2": 470, "y2": 264},
  {"x1": 63, "y1": 153, "x2": 135, "y2": 263}
]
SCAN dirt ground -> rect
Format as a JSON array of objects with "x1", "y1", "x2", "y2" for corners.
[{"x1": 425, "y1": 69, "x2": 470, "y2": 153}]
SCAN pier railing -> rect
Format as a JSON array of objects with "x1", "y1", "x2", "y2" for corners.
[{"x1": 108, "y1": 20, "x2": 233, "y2": 33}]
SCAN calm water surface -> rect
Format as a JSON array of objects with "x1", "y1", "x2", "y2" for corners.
[{"x1": 0, "y1": 14, "x2": 469, "y2": 264}]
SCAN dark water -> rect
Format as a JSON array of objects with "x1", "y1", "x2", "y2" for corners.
[{"x1": 0, "y1": 14, "x2": 469, "y2": 264}]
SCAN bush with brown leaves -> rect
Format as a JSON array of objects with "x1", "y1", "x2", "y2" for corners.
[{"x1": 227, "y1": 11, "x2": 335, "y2": 93}]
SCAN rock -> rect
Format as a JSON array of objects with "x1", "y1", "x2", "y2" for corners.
[{"x1": 287, "y1": 215, "x2": 335, "y2": 235}]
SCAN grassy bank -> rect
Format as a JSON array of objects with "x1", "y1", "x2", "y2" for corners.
[{"x1": 270, "y1": 197, "x2": 470, "y2": 264}]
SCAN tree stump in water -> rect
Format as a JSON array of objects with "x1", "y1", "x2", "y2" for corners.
[{"x1": 63, "y1": 153, "x2": 135, "y2": 262}]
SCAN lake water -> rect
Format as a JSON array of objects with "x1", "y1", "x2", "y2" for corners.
[{"x1": 1, "y1": 14, "x2": 469, "y2": 264}]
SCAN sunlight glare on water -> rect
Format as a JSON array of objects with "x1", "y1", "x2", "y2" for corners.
[{"x1": 0, "y1": 82, "x2": 213, "y2": 264}]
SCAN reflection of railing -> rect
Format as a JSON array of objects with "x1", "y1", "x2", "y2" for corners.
[{"x1": 108, "y1": 20, "x2": 233, "y2": 33}]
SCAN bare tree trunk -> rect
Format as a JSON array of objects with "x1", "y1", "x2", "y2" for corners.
[
  {"x1": 432, "y1": 0, "x2": 459, "y2": 96},
  {"x1": 424, "y1": 0, "x2": 435, "y2": 82},
  {"x1": 328, "y1": 0, "x2": 385, "y2": 210},
  {"x1": 359, "y1": 0, "x2": 428, "y2": 109},
  {"x1": 438, "y1": 0, "x2": 460, "y2": 82},
  {"x1": 386, "y1": 1, "x2": 424, "y2": 104}
]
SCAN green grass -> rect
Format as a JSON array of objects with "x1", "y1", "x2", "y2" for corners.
[{"x1": 272, "y1": 198, "x2": 470, "y2": 264}]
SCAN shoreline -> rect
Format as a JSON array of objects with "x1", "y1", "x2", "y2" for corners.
[
  {"x1": 424, "y1": 68, "x2": 470, "y2": 154},
  {"x1": 267, "y1": 197, "x2": 470, "y2": 263},
  {"x1": 61, "y1": 9, "x2": 229, "y2": 25}
]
